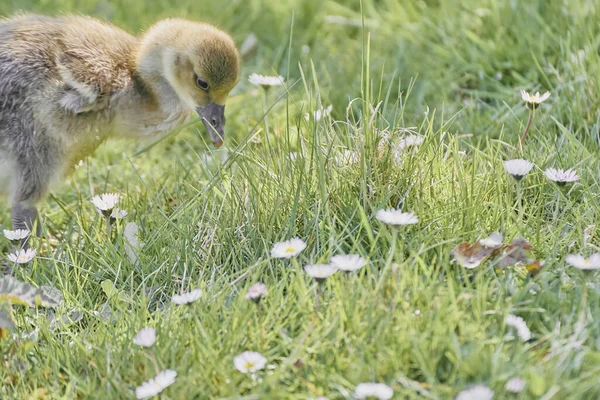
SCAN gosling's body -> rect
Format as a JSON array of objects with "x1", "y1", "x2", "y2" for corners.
[{"x1": 0, "y1": 15, "x2": 239, "y2": 233}]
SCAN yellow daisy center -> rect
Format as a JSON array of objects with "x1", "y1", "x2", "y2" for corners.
[
  {"x1": 285, "y1": 246, "x2": 296, "y2": 253},
  {"x1": 244, "y1": 362, "x2": 255, "y2": 370}
]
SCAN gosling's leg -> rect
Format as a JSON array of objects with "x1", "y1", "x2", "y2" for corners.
[
  {"x1": 10, "y1": 164, "x2": 52, "y2": 247},
  {"x1": 11, "y1": 202, "x2": 41, "y2": 235},
  {"x1": 10, "y1": 202, "x2": 41, "y2": 251}
]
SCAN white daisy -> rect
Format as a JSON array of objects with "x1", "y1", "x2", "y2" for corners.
[
  {"x1": 505, "y1": 314, "x2": 532, "y2": 342},
  {"x1": 91, "y1": 193, "x2": 120, "y2": 215},
  {"x1": 245, "y1": 282, "x2": 268, "y2": 301},
  {"x1": 304, "y1": 264, "x2": 338, "y2": 280},
  {"x1": 135, "y1": 369, "x2": 177, "y2": 399},
  {"x1": 390, "y1": 134, "x2": 423, "y2": 164},
  {"x1": 172, "y1": 288, "x2": 203, "y2": 305},
  {"x1": 375, "y1": 209, "x2": 418, "y2": 226},
  {"x1": 544, "y1": 168, "x2": 579, "y2": 184},
  {"x1": 305, "y1": 105, "x2": 332, "y2": 121},
  {"x1": 565, "y1": 253, "x2": 600, "y2": 270},
  {"x1": 330, "y1": 254, "x2": 368, "y2": 272},
  {"x1": 3, "y1": 229, "x2": 30, "y2": 241},
  {"x1": 503, "y1": 159, "x2": 534, "y2": 180},
  {"x1": 397, "y1": 134, "x2": 424, "y2": 151},
  {"x1": 354, "y1": 382, "x2": 394, "y2": 400},
  {"x1": 7, "y1": 248, "x2": 36, "y2": 264},
  {"x1": 248, "y1": 73, "x2": 284, "y2": 88},
  {"x1": 111, "y1": 208, "x2": 128, "y2": 220},
  {"x1": 133, "y1": 327, "x2": 156, "y2": 348},
  {"x1": 270, "y1": 238, "x2": 307, "y2": 258},
  {"x1": 504, "y1": 377, "x2": 526, "y2": 393},
  {"x1": 234, "y1": 351, "x2": 267, "y2": 373},
  {"x1": 520, "y1": 90, "x2": 550, "y2": 105},
  {"x1": 456, "y1": 384, "x2": 494, "y2": 400},
  {"x1": 479, "y1": 232, "x2": 503, "y2": 249}
]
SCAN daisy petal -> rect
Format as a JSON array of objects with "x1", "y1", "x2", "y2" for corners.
[
  {"x1": 354, "y1": 383, "x2": 394, "y2": 400},
  {"x1": 234, "y1": 351, "x2": 267, "y2": 373},
  {"x1": 456, "y1": 384, "x2": 494, "y2": 400},
  {"x1": 135, "y1": 370, "x2": 176, "y2": 399},
  {"x1": 505, "y1": 314, "x2": 532, "y2": 342},
  {"x1": 133, "y1": 327, "x2": 156, "y2": 348},
  {"x1": 3, "y1": 229, "x2": 30, "y2": 241},
  {"x1": 248, "y1": 73, "x2": 284, "y2": 87},
  {"x1": 330, "y1": 254, "x2": 368, "y2": 272},
  {"x1": 304, "y1": 264, "x2": 338, "y2": 279},
  {"x1": 172, "y1": 289, "x2": 202, "y2": 305},
  {"x1": 566, "y1": 253, "x2": 600, "y2": 270},
  {"x1": 375, "y1": 209, "x2": 418, "y2": 226},
  {"x1": 7, "y1": 248, "x2": 37, "y2": 264},
  {"x1": 271, "y1": 238, "x2": 307, "y2": 258},
  {"x1": 503, "y1": 159, "x2": 534, "y2": 179}
]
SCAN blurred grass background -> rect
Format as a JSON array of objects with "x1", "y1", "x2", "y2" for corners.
[{"x1": 3, "y1": 0, "x2": 599, "y2": 140}]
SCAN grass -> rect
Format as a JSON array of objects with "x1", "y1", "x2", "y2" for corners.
[{"x1": 1, "y1": 0, "x2": 600, "y2": 398}]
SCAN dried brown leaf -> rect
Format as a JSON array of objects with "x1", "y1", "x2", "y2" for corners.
[{"x1": 452, "y1": 242, "x2": 496, "y2": 269}]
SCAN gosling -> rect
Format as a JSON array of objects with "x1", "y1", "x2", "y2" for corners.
[{"x1": 0, "y1": 15, "x2": 240, "y2": 236}]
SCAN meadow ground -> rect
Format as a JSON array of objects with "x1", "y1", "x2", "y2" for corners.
[{"x1": 1, "y1": 0, "x2": 600, "y2": 399}]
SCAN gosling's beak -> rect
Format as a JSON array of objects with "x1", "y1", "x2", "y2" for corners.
[{"x1": 196, "y1": 103, "x2": 225, "y2": 148}]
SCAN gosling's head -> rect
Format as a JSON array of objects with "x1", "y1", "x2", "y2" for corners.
[{"x1": 139, "y1": 19, "x2": 240, "y2": 147}]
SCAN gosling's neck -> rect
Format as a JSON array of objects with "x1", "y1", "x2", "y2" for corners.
[
  {"x1": 112, "y1": 47, "x2": 190, "y2": 138},
  {"x1": 135, "y1": 46, "x2": 183, "y2": 115}
]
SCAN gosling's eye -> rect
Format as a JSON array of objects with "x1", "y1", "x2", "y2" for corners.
[{"x1": 195, "y1": 75, "x2": 209, "y2": 91}]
